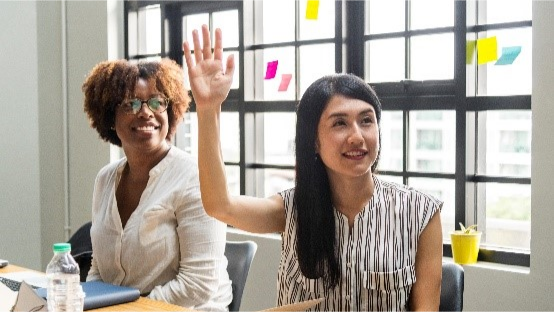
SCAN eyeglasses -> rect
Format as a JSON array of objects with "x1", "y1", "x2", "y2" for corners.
[{"x1": 119, "y1": 97, "x2": 169, "y2": 115}]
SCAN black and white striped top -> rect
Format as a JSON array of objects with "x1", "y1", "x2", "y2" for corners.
[{"x1": 277, "y1": 176, "x2": 442, "y2": 311}]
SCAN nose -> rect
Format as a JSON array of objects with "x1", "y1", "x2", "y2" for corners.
[
  {"x1": 136, "y1": 102, "x2": 154, "y2": 118},
  {"x1": 348, "y1": 124, "x2": 364, "y2": 145}
]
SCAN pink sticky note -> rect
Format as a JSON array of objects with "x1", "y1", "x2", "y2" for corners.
[
  {"x1": 278, "y1": 74, "x2": 293, "y2": 92},
  {"x1": 264, "y1": 60, "x2": 279, "y2": 79}
]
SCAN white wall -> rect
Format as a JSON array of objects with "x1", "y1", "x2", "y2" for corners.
[
  {"x1": 1, "y1": 1, "x2": 553, "y2": 311},
  {"x1": 0, "y1": 0, "x2": 119, "y2": 270}
]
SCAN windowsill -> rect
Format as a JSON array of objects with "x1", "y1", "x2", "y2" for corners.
[
  {"x1": 442, "y1": 257, "x2": 530, "y2": 274},
  {"x1": 227, "y1": 227, "x2": 530, "y2": 275}
]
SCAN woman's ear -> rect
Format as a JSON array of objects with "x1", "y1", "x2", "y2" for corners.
[{"x1": 315, "y1": 139, "x2": 320, "y2": 153}]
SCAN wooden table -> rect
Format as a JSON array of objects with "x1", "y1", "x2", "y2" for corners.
[{"x1": 0, "y1": 264, "x2": 187, "y2": 311}]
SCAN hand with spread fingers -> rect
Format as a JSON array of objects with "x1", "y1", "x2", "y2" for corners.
[{"x1": 183, "y1": 24, "x2": 235, "y2": 112}]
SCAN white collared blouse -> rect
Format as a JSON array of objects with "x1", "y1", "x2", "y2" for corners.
[
  {"x1": 87, "y1": 147, "x2": 232, "y2": 311},
  {"x1": 277, "y1": 176, "x2": 442, "y2": 311}
]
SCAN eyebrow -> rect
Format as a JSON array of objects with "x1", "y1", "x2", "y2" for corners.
[{"x1": 327, "y1": 108, "x2": 376, "y2": 119}]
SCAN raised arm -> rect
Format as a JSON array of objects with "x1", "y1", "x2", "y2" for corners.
[{"x1": 183, "y1": 25, "x2": 285, "y2": 233}]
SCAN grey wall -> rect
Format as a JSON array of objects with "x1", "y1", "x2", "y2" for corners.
[{"x1": 1, "y1": 0, "x2": 553, "y2": 310}]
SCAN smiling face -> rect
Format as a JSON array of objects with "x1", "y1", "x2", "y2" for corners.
[
  {"x1": 316, "y1": 95, "x2": 380, "y2": 180},
  {"x1": 114, "y1": 78, "x2": 169, "y2": 154}
]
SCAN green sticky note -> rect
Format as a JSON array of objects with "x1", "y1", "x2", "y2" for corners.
[
  {"x1": 477, "y1": 36, "x2": 498, "y2": 65},
  {"x1": 306, "y1": 0, "x2": 319, "y2": 20},
  {"x1": 466, "y1": 40, "x2": 476, "y2": 64}
]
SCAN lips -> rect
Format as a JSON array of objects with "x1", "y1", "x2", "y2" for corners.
[
  {"x1": 133, "y1": 124, "x2": 160, "y2": 131},
  {"x1": 344, "y1": 150, "x2": 367, "y2": 156}
]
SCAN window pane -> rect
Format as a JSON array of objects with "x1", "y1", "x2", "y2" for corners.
[
  {"x1": 409, "y1": 111, "x2": 455, "y2": 173},
  {"x1": 477, "y1": 28, "x2": 532, "y2": 96},
  {"x1": 408, "y1": 177, "x2": 455, "y2": 242},
  {"x1": 378, "y1": 111, "x2": 403, "y2": 171},
  {"x1": 299, "y1": 0, "x2": 335, "y2": 40},
  {"x1": 258, "y1": 0, "x2": 295, "y2": 44},
  {"x1": 251, "y1": 47, "x2": 296, "y2": 101},
  {"x1": 481, "y1": 182, "x2": 530, "y2": 250},
  {"x1": 225, "y1": 165, "x2": 241, "y2": 196},
  {"x1": 411, "y1": 33, "x2": 454, "y2": 80},
  {"x1": 260, "y1": 113, "x2": 296, "y2": 165},
  {"x1": 366, "y1": 0, "x2": 404, "y2": 34},
  {"x1": 410, "y1": 0, "x2": 453, "y2": 30},
  {"x1": 247, "y1": 168, "x2": 295, "y2": 198},
  {"x1": 183, "y1": 13, "x2": 209, "y2": 47},
  {"x1": 131, "y1": 5, "x2": 161, "y2": 56},
  {"x1": 213, "y1": 10, "x2": 239, "y2": 48},
  {"x1": 177, "y1": 112, "x2": 240, "y2": 163},
  {"x1": 481, "y1": 0, "x2": 532, "y2": 24},
  {"x1": 264, "y1": 169, "x2": 295, "y2": 197},
  {"x1": 377, "y1": 174, "x2": 403, "y2": 184},
  {"x1": 366, "y1": 38, "x2": 405, "y2": 83},
  {"x1": 477, "y1": 111, "x2": 531, "y2": 177},
  {"x1": 299, "y1": 44, "x2": 335, "y2": 96},
  {"x1": 128, "y1": 11, "x2": 138, "y2": 56}
]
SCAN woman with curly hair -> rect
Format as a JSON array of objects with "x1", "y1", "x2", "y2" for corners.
[
  {"x1": 185, "y1": 25, "x2": 443, "y2": 311},
  {"x1": 82, "y1": 58, "x2": 232, "y2": 311}
]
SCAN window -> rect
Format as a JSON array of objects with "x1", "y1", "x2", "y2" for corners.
[{"x1": 124, "y1": 0, "x2": 531, "y2": 266}]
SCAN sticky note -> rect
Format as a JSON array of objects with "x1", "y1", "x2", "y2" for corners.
[
  {"x1": 477, "y1": 36, "x2": 498, "y2": 65},
  {"x1": 264, "y1": 60, "x2": 278, "y2": 80},
  {"x1": 495, "y1": 46, "x2": 522, "y2": 65},
  {"x1": 278, "y1": 74, "x2": 293, "y2": 92},
  {"x1": 466, "y1": 40, "x2": 476, "y2": 64},
  {"x1": 306, "y1": 0, "x2": 319, "y2": 20}
]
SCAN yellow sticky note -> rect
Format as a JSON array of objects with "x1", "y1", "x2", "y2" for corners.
[
  {"x1": 477, "y1": 36, "x2": 498, "y2": 65},
  {"x1": 306, "y1": 0, "x2": 319, "y2": 20},
  {"x1": 466, "y1": 40, "x2": 476, "y2": 65}
]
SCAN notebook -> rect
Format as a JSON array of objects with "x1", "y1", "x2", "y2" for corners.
[{"x1": 35, "y1": 281, "x2": 140, "y2": 310}]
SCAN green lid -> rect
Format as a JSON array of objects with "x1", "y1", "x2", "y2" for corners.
[{"x1": 52, "y1": 243, "x2": 71, "y2": 252}]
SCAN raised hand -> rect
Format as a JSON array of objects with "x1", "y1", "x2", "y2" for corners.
[{"x1": 183, "y1": 24, "x2": 235, "y2": 112}]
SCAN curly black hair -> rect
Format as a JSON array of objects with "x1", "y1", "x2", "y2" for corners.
[{"x1": 82, "y1": 58, "x2": 190, "y2": 147}]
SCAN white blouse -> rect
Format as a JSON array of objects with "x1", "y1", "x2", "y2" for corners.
[
  {"x1": 277, "y1": 176, "x2": 442, "y2": 311},
  {"x1": 87, "y1": 147, "x2": 232, "y2": 311}
]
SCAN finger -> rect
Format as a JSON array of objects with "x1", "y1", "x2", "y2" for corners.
[
  {"x1": 183, "y1": 42, "x2": 194, "y2": 70},
  {"x1": 201, "y1": 24, "x2": 212, "y2": 61},
  {"x1": 192, "y1": 29, "x2": 202, "y2": 64},
  {"x1": 225, "y1": 54, "x2": 235, "y2": 79},
  {"x1": 213, "y1": 28, "x2": 223, "y2": 61}
]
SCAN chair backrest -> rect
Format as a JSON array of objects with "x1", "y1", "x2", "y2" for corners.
[
  {"x1": 439, "y1": 262, "x2": 464, "y2": 311},
  {"x1": 224, "y1": 240, "x2": 258, "y2": 311},
  {"x1": 67, "y1": 221, "x2": 93, "y2": 282}
]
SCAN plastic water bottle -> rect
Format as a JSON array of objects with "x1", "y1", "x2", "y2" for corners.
[{"x1": 46, "y1": 243, "x2": 85, "y2": 312}]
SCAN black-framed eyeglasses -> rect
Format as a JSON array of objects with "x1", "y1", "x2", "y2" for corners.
[{"x1": 119, "y1": 97, "x2": 169, "y2": 115}]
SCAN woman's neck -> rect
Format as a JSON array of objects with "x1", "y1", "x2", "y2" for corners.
[
  {"x1": 329, "y1": 172, "x2": 375, "y2": 223},
  {"x1": 123, "y1": 143, "x2": 171, "y2": 180}
]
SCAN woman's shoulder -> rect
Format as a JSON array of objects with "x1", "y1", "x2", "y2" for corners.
[
  {"x1": 97, "y1": 158, "x2": 125, "y2": 178},
  {"x1": 375, "y1": 175, "x2": 442, "y2": 204}
]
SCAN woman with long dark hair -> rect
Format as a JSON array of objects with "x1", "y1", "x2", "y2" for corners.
[{"x1": 184, "y1": 25, "x2": 443, "y2": 311}]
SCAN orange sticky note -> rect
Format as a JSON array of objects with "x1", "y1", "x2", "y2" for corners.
[
  {"x1": 477, "y1": 36, "x2": 498, "y2": 65},
  {"x1": 306, "y1": 0, "x2": 319, "y2": 20},
  {"x1": 278, "y1": 74, "x2": 293, "y2": 92}
]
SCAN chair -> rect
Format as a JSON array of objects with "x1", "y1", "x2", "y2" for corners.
[
  {"x1": 224, "y1": 241, "x2": 258, "y2": 311},
  {"x1": 67, "y1": 221, "x2": 93, "y2": 282},
  {"x1": 439, "y1": 262, "x2": 464, "y2": 311}
]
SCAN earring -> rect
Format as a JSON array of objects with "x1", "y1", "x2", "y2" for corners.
[{"x1": 314, "y1": 153, "x2": 319, "y2": 161}]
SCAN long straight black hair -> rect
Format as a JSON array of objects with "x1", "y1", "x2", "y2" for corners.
[{"x1": 294, "y1": 74, "x2": 382, "y2": 289}]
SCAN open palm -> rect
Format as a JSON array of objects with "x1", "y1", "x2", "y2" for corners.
[{"x1": 183, "y1": 25, "x2": 235, "y2": 111}]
